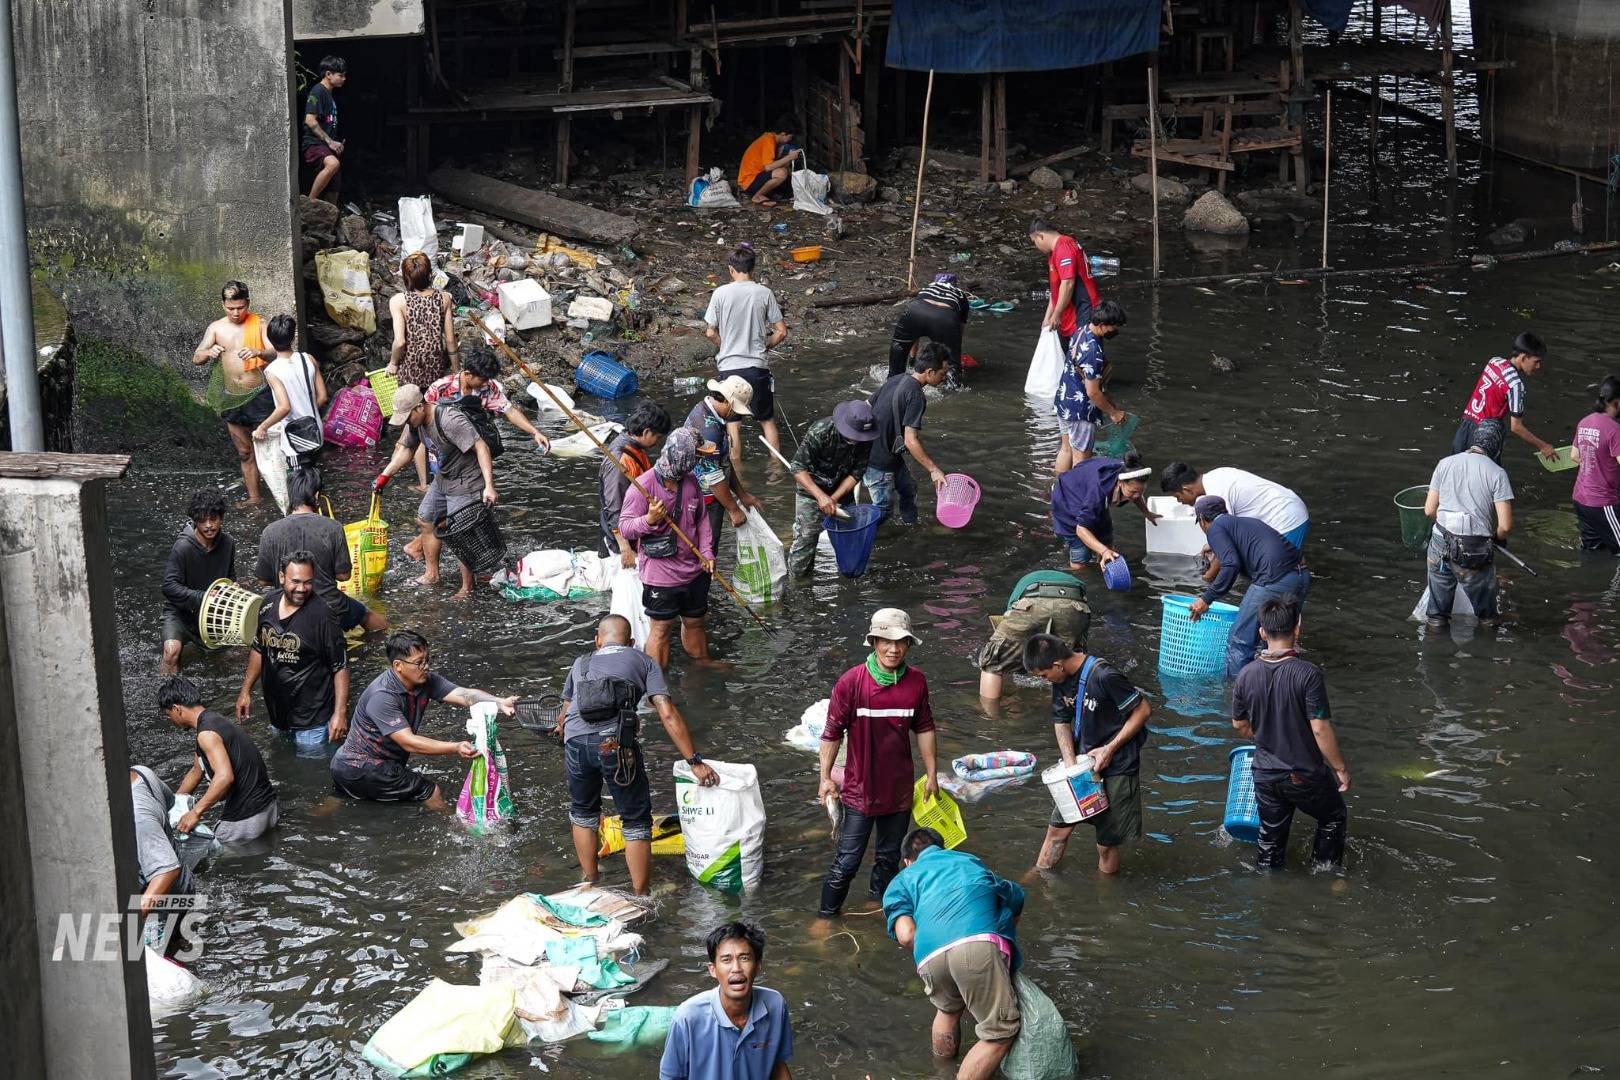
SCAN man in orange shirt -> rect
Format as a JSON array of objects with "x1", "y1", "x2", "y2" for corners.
[{"x1": 738, "y1": 115, "x2": 802, "y2": 207}]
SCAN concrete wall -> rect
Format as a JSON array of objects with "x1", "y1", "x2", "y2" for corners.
[
  {"x1": 294, "y1": 0, "x2": 423, "y2": 40},
  {"x1": 1471, "y1": 0, "x2": 1620, "y2": 170},
  {"x1": 12, "y1": 0, "x2": 298, "y2": 370},
  {"x1": 0, "y1": 569, "x2": 46, "y2": 1079}
]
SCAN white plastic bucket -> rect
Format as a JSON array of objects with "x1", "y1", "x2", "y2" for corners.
[{"x1": 1042, "y1": 759, "x2": 1109, "y2": 824}]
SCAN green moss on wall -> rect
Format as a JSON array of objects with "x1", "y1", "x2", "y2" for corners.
[{"x1": 73, "y1": 339, "x2": 223, "y2": 453}]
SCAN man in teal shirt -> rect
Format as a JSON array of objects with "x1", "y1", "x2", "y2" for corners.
[
  {"x1": 883, "y1": 829, "x2": 1024, "y2": 1080},
  {"x1": 660, "y1": 922, "x2": 792, "y2": 1080}
]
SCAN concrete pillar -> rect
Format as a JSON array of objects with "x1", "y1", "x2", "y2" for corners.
[
  {"x1": 0, "y1": 558, "x2": 45, "y2": 1078},
  {"x1": 0, "y1": 452, "x2": 152, "y2": 1080}
]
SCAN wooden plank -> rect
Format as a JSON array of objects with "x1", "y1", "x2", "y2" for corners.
[
  {"x1": 1009, "y1": 143, "x2": 1090, "y2": 177},
  {"x1": 1130, "y1": 144, "x2": 1237, "y2": 171},
  {"x1": 428, "y1": 168, "x2": 639, "y2": 244},
  {"x1": 0, "y1": 454, "x2": 130, "y2": 481},
  {"x1": 898, "y1": 145, "x2": 981, "y2": 174}
]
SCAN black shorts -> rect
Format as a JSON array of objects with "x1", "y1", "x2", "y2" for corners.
[
  {"x1": 643, "y1": 572, "x2": 712, "y2": 621},
  {"x1": 727, "y1": 365, "x2": 776, "y2": 422},
  {"x1": 219, "y1": 385, "x2": 274, "y2": 427},
  {"x1": 1574, "y1": 500, "x2": 1620, "y2": 554},
  {"x1": 330, "y1": 759, "x2": 438, "y2": 802},
  {"x1": 743, "y1": 171, "x2": 776, "y2": 199},
  {"x1": 162, "y1": 609, "x2": 200, "y2": 647}
]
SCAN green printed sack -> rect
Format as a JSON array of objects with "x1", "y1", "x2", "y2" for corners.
[
  {"x1": 732, "y1": 508, "x2": 787, "y2": 605},
  {"x1": 673, "y1": 760, "x2": 765, "y2": 893}
]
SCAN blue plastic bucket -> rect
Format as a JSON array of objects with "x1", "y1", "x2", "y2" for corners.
[
  {"x1": 1102, "y1": 555, "x2": 1132, "y2": 591},
  {"x1": 823, "y1": 505, "x2": 882, "y2": 577},
  {"x1": 1223, "y1": 745, "x2": 1259, "y2": 842},
  {"x1": 574, "y1": 351, "x2": 639, "y2": 399},
  {"x1": 1158, "y1": 594, "x2": 1239, "y2": 678}
]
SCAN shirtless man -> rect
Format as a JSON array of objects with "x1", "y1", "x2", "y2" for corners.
[{"x1": 192, "y1": 281, "x2": 275, "y2": 502}]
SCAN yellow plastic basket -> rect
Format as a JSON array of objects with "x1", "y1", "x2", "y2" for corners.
[
  {"x1": 340, "y1": 493, "x2": 389, "y2": 598},
  {"x1": 198, "y1": 578, "x2": 264, "y2": 649},
  {"x1": 597, "y1": 813, "x2": 685, "y2": 857},
  {"x1": 912, "y1": 776, "x2": 967, "y2": 849},
  {"x1": 366, "y1": 367, "x2": 401, "y2": 414}
]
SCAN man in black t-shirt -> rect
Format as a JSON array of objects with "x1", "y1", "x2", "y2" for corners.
[
  {"x1": 864, "y1": 343, "x2": 951, "y2": 525},
  {"x1": 239, "y1": 550, "x2": 350, "y2": 754},
  {"x1": 1023, "y1": 634, "x2": 1151, "y2": 874},
  {"x1": 302, "y1": 55, "x2": 347, "y2": 203},
  {"x1": 1230, "y1": 596, "x2": 1350, "y2": 870},
  {"x1": 159, "y1": 677, "x2": 280, "y2": 844}
]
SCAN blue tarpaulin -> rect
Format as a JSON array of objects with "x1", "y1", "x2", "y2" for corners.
[
  {"x1": 885, "y1": 0, "x2": 1159, "y2": 74},
  {"x1": 1298, "y1": 0, "x2": 1353, "y2": 31}
]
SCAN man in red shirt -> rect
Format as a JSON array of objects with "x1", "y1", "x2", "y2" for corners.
[
  {"x1": 1452, "y1": 331, "x2": 1557, "y2": 463},
  {"x1": 1029, "y1": 220, "x2": 1102, "y2": 352},
  {"x1": 815, "y1": 608, "x2": 939, "y2": 922}
]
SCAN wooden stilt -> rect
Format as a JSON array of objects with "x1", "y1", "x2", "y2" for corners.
[
  {"x1": 685, "y1": 105, "x2": 702, "y2": 184},
  {"x1": 906, "y1": 70, "x2": 935, "y2": 291},
  {"x1": 556, "y1": 0, "x2": 576, "y2": 184},
  {"x1": 979, "y1": 76, "x2": 992, "y2": 182},
  {"x1": 838, "y1": 46, "x2": 854, "y2": 171},
  {"x1": 1148, "y1": 62, "x2": 1160, "y2": 279},
  {"x1": 993, "y1": 74, "x2": 1007, "y2": 181},
  {"x1": 863, "y1": 37, "x2": 881, "y2": 159},
  {"x1": 1321, "y1": 88, "x2": 1332, "y2": 269},
  {"x1": 1441, "y1": 5, "x2": 1457, "y2": 177}
]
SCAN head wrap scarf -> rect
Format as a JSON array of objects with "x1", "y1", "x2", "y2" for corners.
[
  {"x1": 655, "y1": 426, "x2": 699, "y2": 485},
  {"x1": 1470, "y1": 419, "x2": 1505, "y2": 459}
]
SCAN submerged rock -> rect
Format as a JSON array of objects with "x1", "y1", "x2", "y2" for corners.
[
  {"x1": 1131, "y1": 173, "x2": 1189, "y2": 201},
  {"x1": 1028, "y1": 166, "x2": 1064, "y2": 191},
  {"x1": 1183, "y1": 190, "x2": 1249, "y2": 235}
]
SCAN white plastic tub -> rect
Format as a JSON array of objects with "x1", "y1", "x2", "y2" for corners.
[{"x1": 1146, "y1": 496, "x2": 1206, "y2": 556}]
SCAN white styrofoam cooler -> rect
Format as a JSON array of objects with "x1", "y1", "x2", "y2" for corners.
[
  {"x1": 1146, "y1": 496, "x2": 1206, "y2": 556},
  {"x1": 498, "y1": 279, "x2": 552, "y2": 330}
]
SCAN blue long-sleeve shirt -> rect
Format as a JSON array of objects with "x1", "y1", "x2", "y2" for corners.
[
  {"x1": 1201, "y1": 514, "x2": 1300, "y2": 604},
  {"x1": 1050, "y1": 456, "x2": 1123, "y2": 544},
  {"x1": 882, "y1": 846, "x2": 1025, "y2": 972}
]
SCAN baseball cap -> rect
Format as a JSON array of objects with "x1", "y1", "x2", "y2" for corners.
[
  {"x1": 706, "y1": 375, "x2": 754, "y2": 416},
  {"x1": 389, "y1": 384, "x2": 425, "y2": 426},
  {"x1": 1193, "y1": 495, "x2": 1228, "y2": 522},
  {"x1": 866, "y1": 607, "x2": 921, "y2": 645}
]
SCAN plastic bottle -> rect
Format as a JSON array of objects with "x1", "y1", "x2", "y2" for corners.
[
  {"x1": 1088, "y1": 255, "x2": 1121, "y2": 276},
  {"x1": 673, "y1": 375, "x2": 706, "y2": 393}
]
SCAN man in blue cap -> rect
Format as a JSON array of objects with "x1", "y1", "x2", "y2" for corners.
[
  {"x1": 1188, "y1": 495, "x2": 1310, "y2": 675},
  {"x1": 786, "y1": 399, "x2": 880, "y2": 576}
]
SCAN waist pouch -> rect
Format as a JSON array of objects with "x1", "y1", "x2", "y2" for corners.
[
  {"x1": 640, "y1": 531, "x2": 678, "y2": 559},
  {"x1": 574, "y1": 675, "x2": 640, "y2": 739},
  {"x1": 1439, "y1": 524, "x2": 1492, "y2": 570}
]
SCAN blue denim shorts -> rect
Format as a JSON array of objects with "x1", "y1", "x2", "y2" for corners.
[
  {"x1": 281, "y1": 725, "x2": 330, "y2": 757},
  {"x1": 564, "y1": 735, "x2": 653, "y2": 839}
]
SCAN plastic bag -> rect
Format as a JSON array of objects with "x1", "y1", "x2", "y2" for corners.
[
  {"x1": 588, "y1": 1005, "x2": 676, "y2": 1045},
  {"x1": 733, "y1": 507, "x2": 788, "y2": 605},
  {"x1": 673, "y1": 759, "x2": 766, "y2": 893},
  {"x1": 549, "y1": 422, "x2": 624, "y2": 459},
  {"x1": 457, "y1": 703, "x2": 515, "y2": 834},
  {"x1": 792, "y1": 168, "x2": 833, "y2": 215},
  {"x1": 610, "y1": 565, "x2": 653, "y2": 650},
  {"x1": 398, "y1": 195, "x2": 438, "y2": 260},
  {"x1": 1410, "y1": 586, "x2": 1475, "y2": 622},
  {"x1": 145, "y1": 946, "x2": 206, "y2": 1013},
  {"x1": 340, "y1": 493, "x2": 389, "y2": 598},
  {"x1": 253, "y1": 422, "x2": 290, "y2": 513},
  {"x1": 362, "y1": 978, "x2": 522, "y2": 1078},
  {"x1": 316, "y1": 248, "x2": 377, "y2": 334},
  {"x1": 1023, "y1": 329, "x2": 1066, "y2": 398},
  {"x1": 690, "y1": 168, "x2": 741, "y2": 209},
  {"x1": 999, "y1": 974, "x2": 1080, "y2": 1080},
  {"x1": 324, "y1": 381, "x2": 384, "y2": 448}
]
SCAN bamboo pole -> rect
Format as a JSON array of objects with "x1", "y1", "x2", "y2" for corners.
[
  {"x1": 466, "y1": 315, "x2": 776, "y2": 635},
  {"x1": 1321, "y1": 88, "x2": 1332, "y2": 270},
  {"x1": 905, "y1": 69, "x2": 935, "y2": 291},
  {"x1": 1148, "y1": 62, "x2": 1160, "y2": 278}
]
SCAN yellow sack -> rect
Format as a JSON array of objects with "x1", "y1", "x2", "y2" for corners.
[
  {"x1": 316, "y1": 248, "x2": 377, "y2": 334},
  {"x1": 598, "y1": 813, "x2": 684, "y2": 857},
  {"x1": 340, "y1": 493, "x2": 389, "y2": 598},
  {"x1": 361, "y1": 978, "x2": 523, "y2": 1077}
]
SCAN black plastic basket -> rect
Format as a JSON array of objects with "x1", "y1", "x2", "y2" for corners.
[
  {"x1": 434, "y1": 501, "x2": 508, "y2": 577},
  {"x1": 515, "y1": 694, "x2": 564, "y2": 735}
]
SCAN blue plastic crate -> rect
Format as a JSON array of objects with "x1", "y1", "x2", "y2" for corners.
[
  {"x1": 1223, "y1": 745, "x2": 1259, "y2": 842},
  {"x1": 1158, "y1": 594, "x2": 1239, "y2": 678},
  {"x1": 574, "y1": 350, "x2": 639, "y2": 399}
]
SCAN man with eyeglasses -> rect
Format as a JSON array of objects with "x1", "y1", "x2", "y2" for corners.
[{"x1": 331, "y1": 629, "x2": 516, "y2": 809}]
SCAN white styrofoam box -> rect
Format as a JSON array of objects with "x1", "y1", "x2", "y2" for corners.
[
  {"x1": 453, "y1": 222, "x2": 486, "y2": 253},
  {"x1": 567, "y1": 295, "x2": 615, "y2": 322},
  {"x1": 498, "y1": 279, "x2": 552, "y2": 330},
  {"x1": 1146, "y1": 496, "x2": 1206, "y2": 556}
]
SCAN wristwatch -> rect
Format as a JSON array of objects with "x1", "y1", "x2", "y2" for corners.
[{"x1": 688, "y1": 753, "x2": 705, "y2": 766}]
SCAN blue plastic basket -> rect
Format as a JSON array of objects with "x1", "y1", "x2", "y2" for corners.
[
  {"x1": 1223, "y1": 745, "x2": 1259, "y2": 842},
  {"x1": 574, "y1": 351, "x2": 639, "y2": 399},
  {"x1": 823, "y1": 505, "x2": 882, "y2": 577},
  {"x1": 1158, "y1": 594, "x2": 1240, "y2": 677},
  {"x1": 1102, "y1": 555, "x2": 1132, "y2": 591}
]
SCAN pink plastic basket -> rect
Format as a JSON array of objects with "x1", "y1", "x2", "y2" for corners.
[
  {"x1": 323, "y1": 381, "x2": 384, "y2": 448},
  {"x1": 935, "y1": 473, "x2": 981, "y2": 529}
]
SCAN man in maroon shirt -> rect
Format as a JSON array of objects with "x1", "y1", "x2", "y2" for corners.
[
  {"x1": 815, "y1": 608, "x2": 939, "y2": 921},
  {"x1": 1029, "y1": 220, "x2": 1102, "y2": 353}
]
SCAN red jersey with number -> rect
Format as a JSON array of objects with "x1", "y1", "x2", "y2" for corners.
[
  {"x1": 1462, "y1": 356, "x2": 1525, "y2": 422},
  {"x1": 1048, "y1": 235, "x2": 1102, "y2": 337}
]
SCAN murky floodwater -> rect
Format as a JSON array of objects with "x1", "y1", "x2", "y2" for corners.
[{"x1": 115, "y1": 97, "x2": 1620, "y2": 1078}]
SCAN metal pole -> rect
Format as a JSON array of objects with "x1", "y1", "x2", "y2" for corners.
[
  {"x1": 1148, "y1": 62, "x2": 1160, "y2": 278},
  {"x1": 0, "y1": 0, "x2": 43, "y2": 451},
  {"x1": 1321, "y1": 88, "x2": 1332, "y2": 269}
]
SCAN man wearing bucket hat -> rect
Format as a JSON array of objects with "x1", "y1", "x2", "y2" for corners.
[
  {"x1": 685, "y1": 374, "x2": 764, "y2": 539},
  {"x1": 1187, "y1": 496, "x2": 1310, "y2": 676},
  {"x1": 1022, "y1": 633, "x2": 1150, "y2": 875},
  {"x1": 815, "y1": 609, "x2": 939, "y2": 922},
  {"x1": 372, "y1": 383, "x2": 497, "y2": 601},
  {"x1": 785, "y1": 399, "x2": 880, "y2": 576},
  {"x1": 1421, "y1": 419, "x2": 1514, "y2": 624}
]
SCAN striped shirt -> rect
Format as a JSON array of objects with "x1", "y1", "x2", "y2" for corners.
[
  {"x1": 1462, "y1": 357, "x2": 1525, "y2": 422},
  {"x1": 821, "y1": 664, "x2": 935, "y2": 815},
  {"x1": 916, "y1": 280, "x2": 970, "y2": 320}
]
